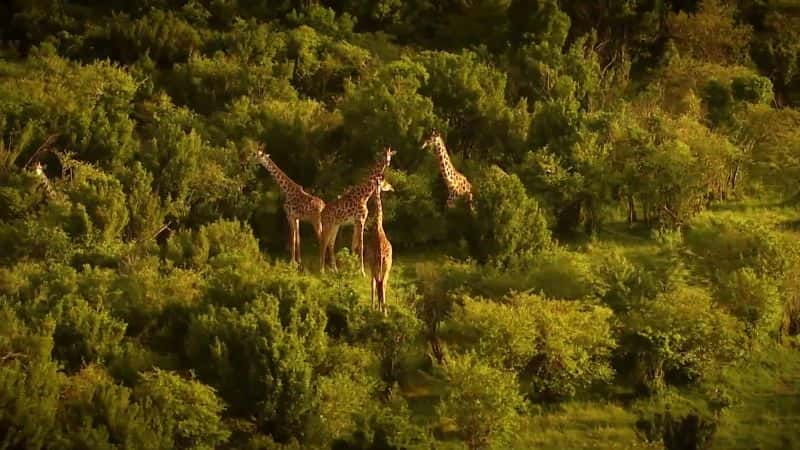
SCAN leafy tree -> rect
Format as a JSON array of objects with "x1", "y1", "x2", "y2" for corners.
[
  {"x1": 621, "y1": 285, "x2": 745, "y2": 392},
  {"x1": 416, "y1": 50, "x2": 529, "y2": 163},
  {"x1": 442, "y1": 293, "x2": 616, "y2": 399},
  {"x1": 134, "y1": 369, "x2": 231, "y2": 449},
  {"x1": 667, "y1": 0, "x2": 753, "y2": 66},
  {"x1": 435, "y1": 353, "x2": 525, "y2": 450},
  {"x1": 717, "y1": 268, "x2": 782, "y2": 343},
  {"x1": 467, "y1": 165, "x2": 551, "y2": 267},
  {"x1": 185, "y1": 293, "x2": 326, "y2": 441},
  {"x1": 338, "y1": 58, "x2": 437, "y2": 169},
  {"x1": 0, "y1": 306, "x2": 62, "y2": 450}
]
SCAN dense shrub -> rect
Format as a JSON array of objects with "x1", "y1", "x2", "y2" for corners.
[
  {"x1": 442, "y1": 294, "x2": 616, "y2": 399},
  {"x1": 134, "y1": 369, "x2": 231, "y2": 449},
  {"x1": 185, "y1": 294, "x2": 327, "y2": 441},
  {"x1": 685, "y1": 215, "x2": 797, "y2": 279},
  {"x1": 467, "y1": 166, "x2": 551, "y2": 267},
  {"x1": 435, "y1": 353, "x2": 525, "y2": 450},
  {"x1": 621, "y1": 285, "x2": 745, "y2": 392},
  {"x1": 717, "y1": 268, "x2": 783, "y2": 342}
]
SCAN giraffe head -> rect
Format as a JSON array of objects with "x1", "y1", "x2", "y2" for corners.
[
  {"x1": 255, "y1": 144, "x2": 270, "y2": 160},
  {"x1": 421, "y1": 130, "x2": 442, "y2": 151},
  {"x1": 33, "y1": 161, "x2": 45, "y2": 176},
  {"x1": 378, "y1": 146, "x2": 396, "y2": 167}
]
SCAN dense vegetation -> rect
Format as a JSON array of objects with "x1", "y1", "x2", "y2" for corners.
[{"x1": 1, "y1": 0, "x2": 800, "y2": 448}]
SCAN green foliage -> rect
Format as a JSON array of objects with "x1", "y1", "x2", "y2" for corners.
[
  {"x1": 435, "y1": 353, "x2": 525, "y2": 450},
  {"x1": 0, "y1": 53, "x2": 138, "y2": 167},
  {"x1": 0, "y1": 306, "x2": 61, "y2": 450},
  {"x1": 717, "y1": 268, "x2": 783, "y2": 343},
  {"x1": 443, "y1": 294, "x2": 616, "y2": 399},
  {"x1": 467, "y1": 166, "x2": 551, "y2": 267},
  {"x1": 2, "y1": 1, "x2": 800, "y2": 447},
  {"x1": 185, "y1": 294, "x2": 326, "y2": 441},
  {"x1": 339, "y1": 58, "x2": 437, "y2": 166},
  {"x1": 621, "y1": 285, "x2": 745, "y2": 392},
  {"x1": 685, "y1": 214, "x2": 797, "y2": 279},
  {"x1": 134, "y1": 369, "x2": 230, "y2": 449}
]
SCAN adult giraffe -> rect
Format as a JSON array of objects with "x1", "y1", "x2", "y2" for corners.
[
  {"x1": 320, "y1": 146, "x2": 396, "y2": 275},
  {"x1": 421, "y1": 130, "x2": 474, "y2": 211},
  {"x1": 255, "y1": 146, "x2": 325, "y2": 265}
]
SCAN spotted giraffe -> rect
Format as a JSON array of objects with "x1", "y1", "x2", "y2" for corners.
[
  {"x1": 32, "y1": 161, "x2": 57, "y2": 199},
  {"x1": 365, "y1": 177, "x2": 393, "y2": 315},
  {"x1": 421, "y1": 130, "x2": 474, "y2": 211},
  {"x1": 255, "y1": 146, "x2": 325, "y2": 265},
  {"x1": 320, "y1": 147, "x2": 396, "y2": 275}
]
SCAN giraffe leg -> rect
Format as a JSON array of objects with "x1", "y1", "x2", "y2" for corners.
[
  {"x1": 294, "y1": 218, "x2": 301, "y2": 265},
  {"x1": 320, "y1": 225, "x2": 330, "y2": 272},
  {"x1": 351, "y1": 226, "x2": 360, "y2": 258},
  {"x1": 287, "y1": 216, "x2": 298, "y2": 264},
  {"x1": 357, "y1": 220, "x2": 366, "y2": 277},
  {"x1": 381, "y1": 271, "x2": 390, "y2": 316},
  {"x1": 371, "y1": 277, "x2": 376, "y2": 310},
  {"x1": 329, "y1": 225, "x2": 340, "y2": 273},
  {"x1": 446, "y1": 192, "x2": 456, "y2": 209}
]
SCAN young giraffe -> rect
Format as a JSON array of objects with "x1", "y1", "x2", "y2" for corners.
[
  {"x1": 255, "y1": 146, "x2": 325, "y2": 265},
  {"x1": 320, "y1": 147, "x2": 396, "y2": 275},
  {"x1": 421, "y1": 130, "x2": 475, "y2": 211},
  {"x1": 366, "y1": 176, "x2": 393, "y2": 315}
]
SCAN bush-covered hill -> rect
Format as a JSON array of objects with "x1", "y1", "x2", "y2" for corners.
[{"x1": 1, "y1": 1, "x2": 800, "y2": 449}]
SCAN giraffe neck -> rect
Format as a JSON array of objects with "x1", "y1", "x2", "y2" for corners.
[
  {"x1": 350, "y1": 155, "x2": 390, "y2": 202},
  {"x1": 258, "y1": 156, "x2": 300, "y2": 194},
  {"x1": 374, "y1": 185, "x2": 384, "y2": 232},
  {"x1": 434, "y1": 139, "x2": 456, "y2": 178},
  {"x1": 35, "y1": 167, "x2": 55, "y2": 199}
]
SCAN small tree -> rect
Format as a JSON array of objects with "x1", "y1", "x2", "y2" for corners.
[
  {"x1": 435, "y1": 353, "x2": 524, "y2": 450},
  {"x1": 467, "y1": 166, "x2": 550, "y2": 268}
]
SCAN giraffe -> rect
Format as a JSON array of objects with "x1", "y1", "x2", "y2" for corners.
[
  {"x1": 255, "y1": 146, "x2": 325, "y2": 265},
  {"x1": 366, "y1": 176, "x2": 393, "y2": 315},
  {"x1": 421, "y1": 130, "x2": 475, "y2": 211},
  {"x1": 32, "y1": 161, "x2": 57, "y2": 199},
  {"x1": 319, "y1": 147, "x2": 396, "y2": 275}
]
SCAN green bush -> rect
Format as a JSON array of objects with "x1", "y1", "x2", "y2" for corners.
[
  {"x1": 134, "y1": 369, "x2": 231, "y2": 449},
  {"x1": 442, "y1": 293, "x2": 616, "y2": 399},
  {"x1": 185, "y1": 293, "x2": 327, "y2": 441},
  {"x1": 467, "y1": 166, "x2": 551, "y2": 267},
  {"x1": 0, "y1": 306, "x2": 62, "y2": 450},
  {"x1": 717, "y1": 268, "x2": 782, "y2": 342},
  {"x1": 0, "y1": 54, "x2": 138, "y2": 166},
  {"x1": 165, "y1": 219, "x2": 262, "y2": 268},
  {"x1": 621, "y1": 285, "x2": 745, "y2": 392},
  {"x1": 435, "y1": 353, "x2": 525, "y2": 450},
  {"x1": 686, "y1": 215, "x2": 796, "y2": 279}
]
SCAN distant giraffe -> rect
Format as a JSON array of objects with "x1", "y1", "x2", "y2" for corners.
[
  {"x1": 320, "y1": 147, "x2": 396, "y2": 275},
  {"x1": 32, "y1": 161, "x2": 57, "y2": 199},
  {"x1": 366, "y1": 176, "x2": 393, "y2": 315},
  {"x1": 255, "y1": 146, "x2": 325, "y2": 265},
  {"x1": 421, "y1": 130, "x2": 474, "y2": 211}
]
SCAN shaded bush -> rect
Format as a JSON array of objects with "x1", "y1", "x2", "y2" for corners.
[
  {"x1": 442, "y1": 293, "x2": 616, "y2": 399},
  {"x1": 621, "y1": 285, "x2": 745, "y2": 392},
  {"x1": 467, "y1": 166, "x2": 551, "y2": 267},
  {"x1": 435, "y1": 353, "x2": 525, "y2": 450},
  {"x1": 185, "y1": 294, "x2": 327, "y2": 441}
]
